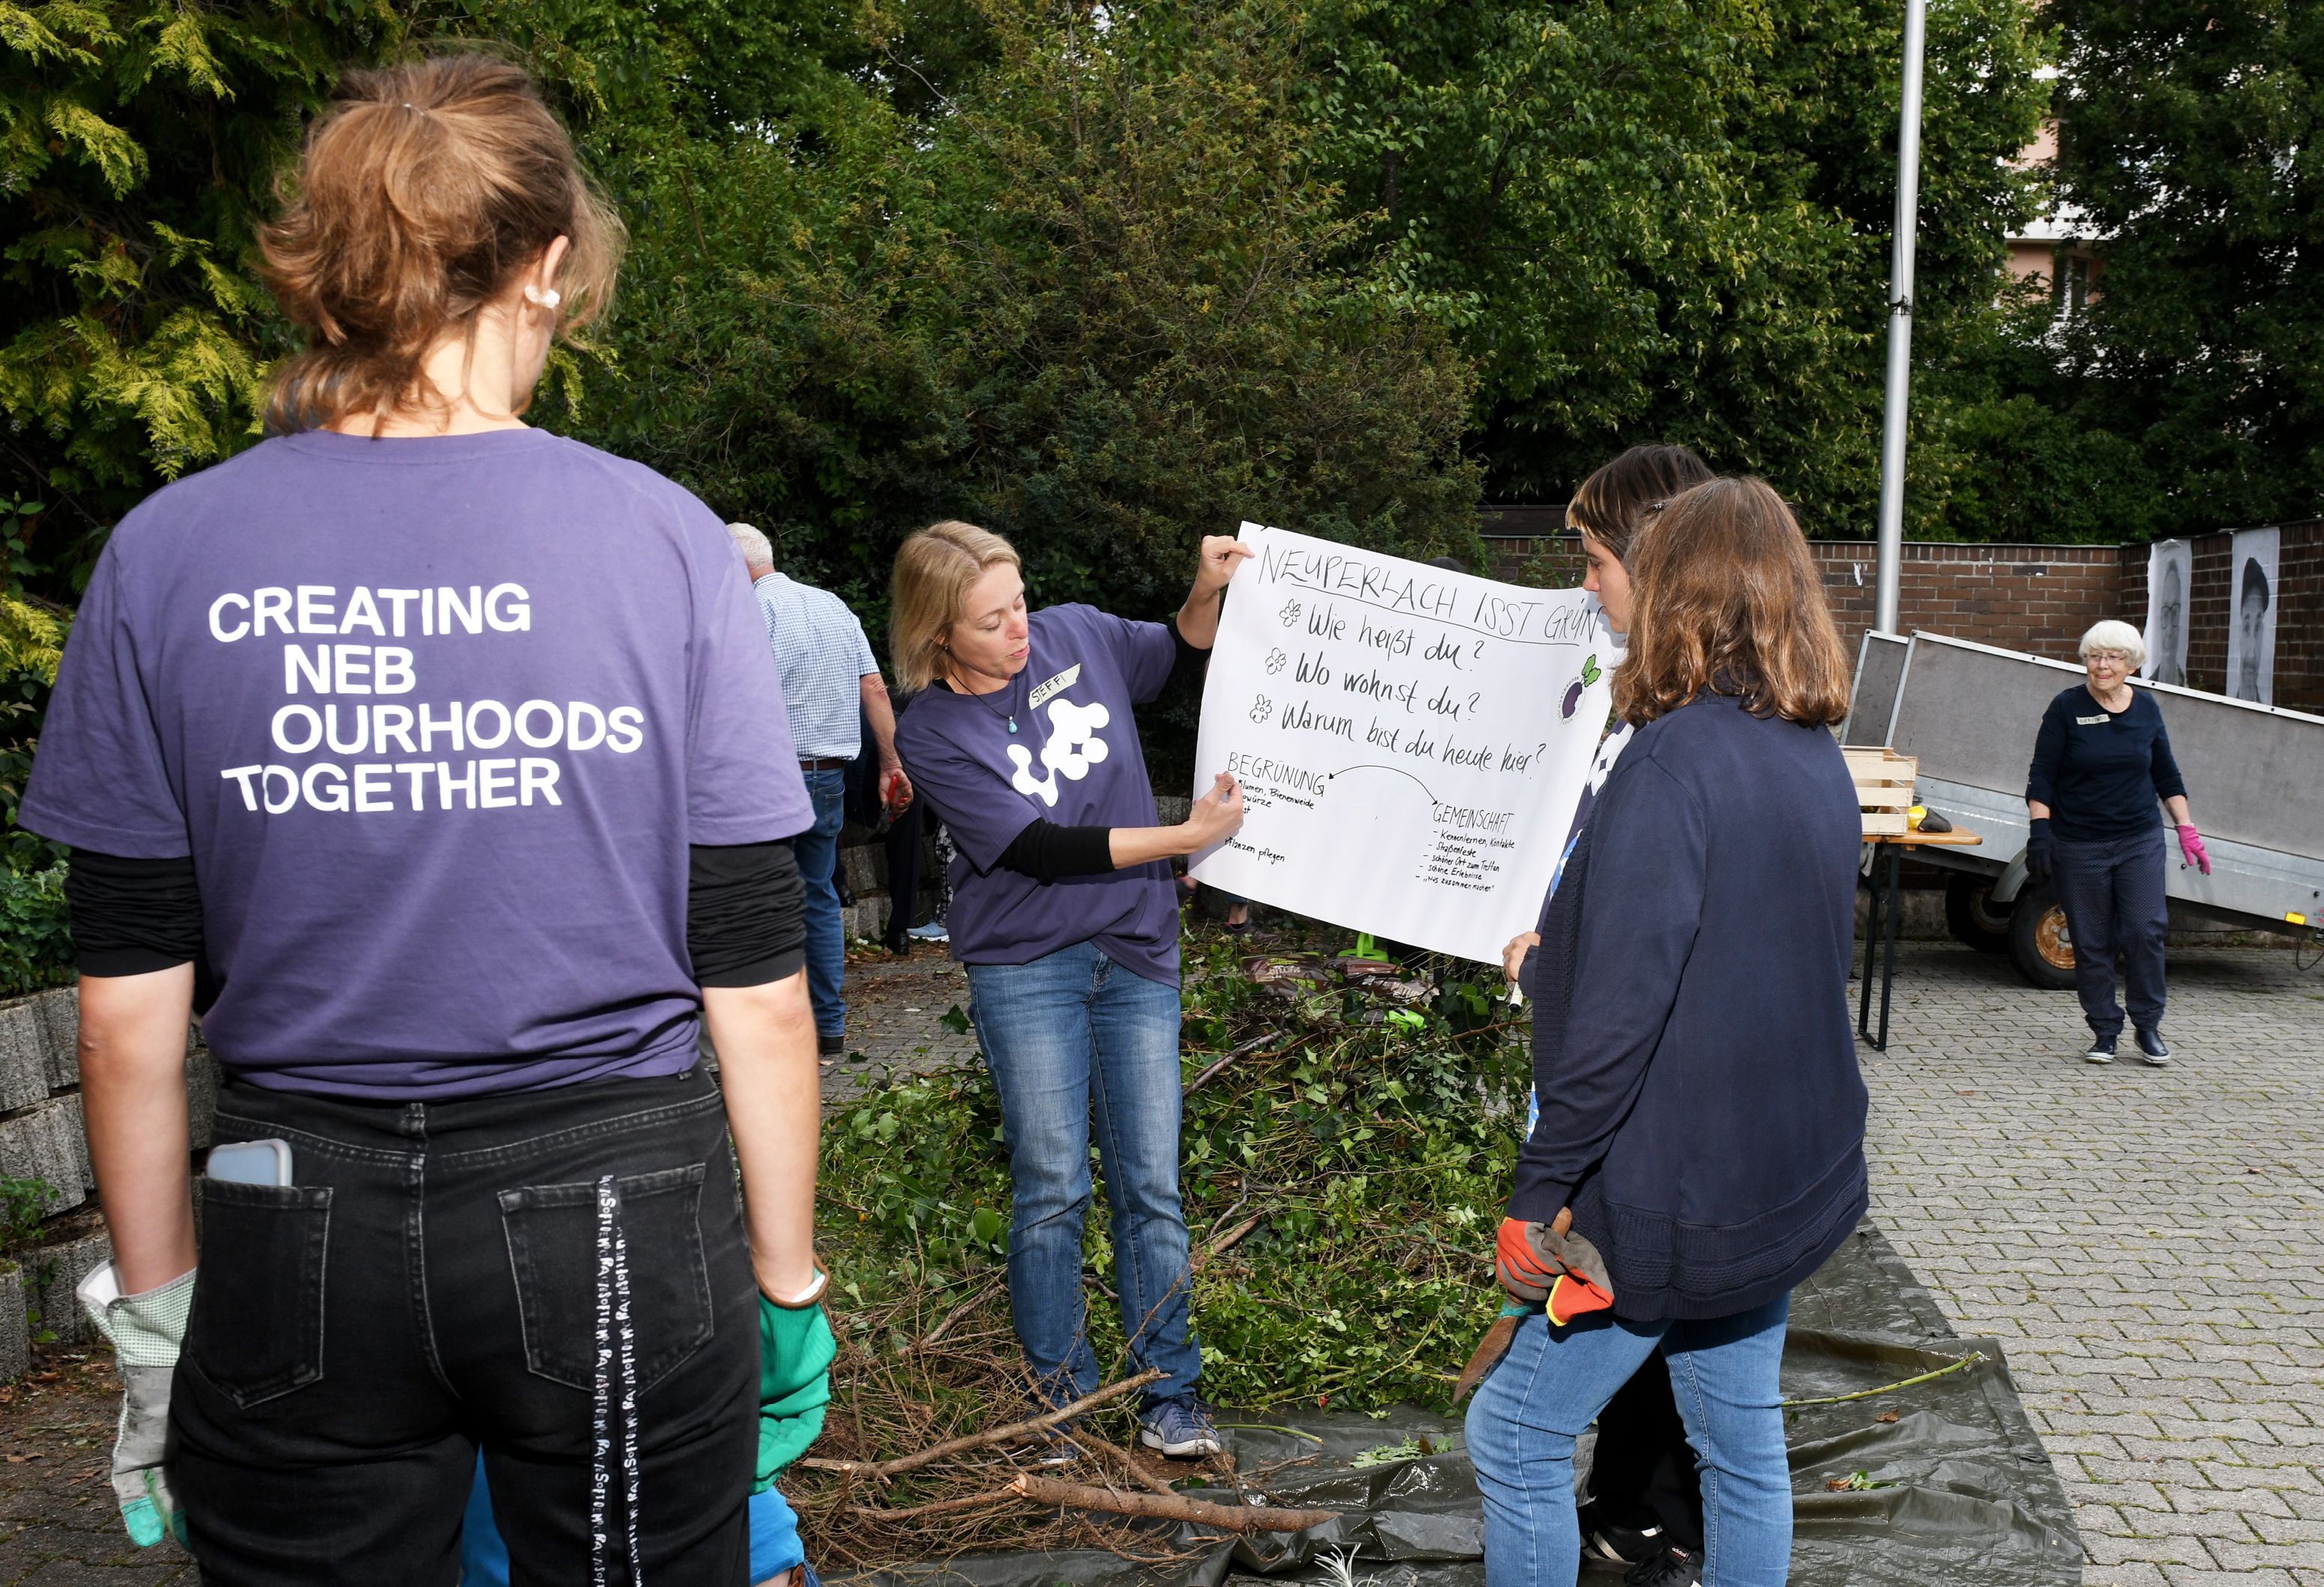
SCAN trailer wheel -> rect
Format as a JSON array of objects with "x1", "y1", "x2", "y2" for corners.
[
  {"x1": 1944, "y1": 873, "x2": 2013, "y2": 954},
  {"x1": 2008, "y1": 882, "x2": 2078, "y2": 989}
]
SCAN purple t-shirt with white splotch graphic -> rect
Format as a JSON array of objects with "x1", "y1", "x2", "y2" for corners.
[
  {"x1": 21, "y1": 428, "x2": 812, "y2": 1099},
  {"x1": 896, "y1": 604, "x2": 1181, "y2": 984}
]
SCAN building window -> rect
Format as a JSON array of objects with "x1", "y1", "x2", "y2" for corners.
[{"x1": 2056, "y1": 253, "x2": 2091, "y2": 319}]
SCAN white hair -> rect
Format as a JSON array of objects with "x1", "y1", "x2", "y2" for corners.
[
  {"x1": 726, "y1": 521, "x2": 774, "y2": 569},
  {"x1": 2078, "y1": 619, "x2": 2146, "y2": 668}
]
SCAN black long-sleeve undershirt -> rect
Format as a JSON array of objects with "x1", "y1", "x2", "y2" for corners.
[
  {"x1": 687, "y1": 841, "x2": 809, "y2": 987},
  {"x1": 64, "y1": 842, "x2": 810, "y2": 989},
  {"x1": 995, "y1": 822, "x2": 1116, "y2": 882},
  {"x1": 62, "y1": 852, "x2": 202, "y2": 977}
]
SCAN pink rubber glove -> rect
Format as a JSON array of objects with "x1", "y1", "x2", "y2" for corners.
[{"x1": 2177, "y1": 825, "x2": 2211, "y2": 876}]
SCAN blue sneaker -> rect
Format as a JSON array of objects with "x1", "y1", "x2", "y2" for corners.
[
  {"x1": 907, "y1": 922, "x2": 950, "y2": 943},
  {"x1": 2081, "y1": 1035, "x2": 2116, "y2": 1065},
  {"x1": 2134, "y1": 1028, "x2": 2172, "y2": 1066},
  {"x1": 1139, "y1": 1396, "x2": 1223, "y2": 1459}
]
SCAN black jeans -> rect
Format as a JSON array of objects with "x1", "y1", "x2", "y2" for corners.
[
  {"x1": 172, "y1": 1066, "x2": 756, "y2": 1586},
  {"x1": 2053, "y1": 825, "x2": 2169, "y2": 1040}
]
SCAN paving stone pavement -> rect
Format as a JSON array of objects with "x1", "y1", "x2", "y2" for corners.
[
  {"x1": 823, "y1": 948, "x2": 982, "y2": 1107},
  {"x1": 1858, "y1": 941, "x2": 2324, "y2": 1587}
]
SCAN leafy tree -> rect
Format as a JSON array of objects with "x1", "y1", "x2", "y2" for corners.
[
  {"x1": 1302, "y1": 0, "x2": 2050, "y2": 535},
  {"x1": 2044, "y1": 1, "x2": 2324, "y2": 529},
  {"x1": 544, "y1": 0, "x2": 1485, "y2": 629},
  {"x1": 0, "y1": 0, "x2": 403, "y2": 597}
]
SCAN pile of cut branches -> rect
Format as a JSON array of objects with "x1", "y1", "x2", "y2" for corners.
[{"x1": 799, "y1": 932, "x2": 1528, "y2": 1568}]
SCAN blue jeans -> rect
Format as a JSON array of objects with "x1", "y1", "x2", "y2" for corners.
[
  {"x1": 1465, "y1": 1297, "x2": 1792, "y2": 1587},
  {"x1": 2053, "y1": 825, "x2": 2168, "y2": 1041},
  {"x1": 966, "y1": 943, "x2": 1199, "y2": 1408},
  {"x1": 791, "y1": 768, "x2": 848, "y2": 1038}
]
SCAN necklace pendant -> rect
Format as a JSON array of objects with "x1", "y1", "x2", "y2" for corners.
[{"x1": 1007, "y1": 717, "x2": 1018, "y2": 734}]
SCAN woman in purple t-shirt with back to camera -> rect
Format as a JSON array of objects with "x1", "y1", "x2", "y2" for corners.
[
  {"x1": 23, "y1": 56, "x2": 827, "y2": 1584},
  {"x1": 892, "y1": 521, "x2": 1247, "y2": 1459}
]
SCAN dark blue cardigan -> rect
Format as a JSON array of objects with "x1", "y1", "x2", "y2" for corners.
[{"x1": 1516, "y1": 692, "x2": 1869, "y2": 1322}]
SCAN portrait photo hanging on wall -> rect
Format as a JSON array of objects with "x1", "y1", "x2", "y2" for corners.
[
  {"x1": 2142, "y1": 538, "x2": 2191, "y2": 688},
  {"x1": 2225, "y1": 526, "x2": 2280, "y2": 705}
]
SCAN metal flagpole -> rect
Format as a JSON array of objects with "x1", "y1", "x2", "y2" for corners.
[{"x1": 1873, "y1": 0, "x2": 1928, "y2": 637}]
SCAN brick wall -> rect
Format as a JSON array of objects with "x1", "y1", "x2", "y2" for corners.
[
  {"x1": 2273, "y1": 524, "x2": 2324, "y2": 712},
  {"x1": 1481, "y1": 515, "x2": 2323, "y2": 712},
  {"x1": 1810, "y1": 542, "x2": 2123, "y2": 664},
  {"x1": 1483, "y1": 529, "x2": 2121, "y2": 664}
]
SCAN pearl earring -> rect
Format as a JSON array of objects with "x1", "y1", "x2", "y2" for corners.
[{"x1": 524, "y1": 285, "x2": 562, "y2": 310}]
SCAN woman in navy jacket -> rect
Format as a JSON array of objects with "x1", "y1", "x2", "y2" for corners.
[{"x1": 1467, "y1": 478, "x2": 1867, "y2": 1587}]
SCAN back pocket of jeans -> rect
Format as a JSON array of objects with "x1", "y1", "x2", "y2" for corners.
[
  {"x1": 186, "y1": 1180, "x2": 332, "y2": 1409},
  {"x1": 498, "y1": 1163, "x2": 714, "y2": 1395}
]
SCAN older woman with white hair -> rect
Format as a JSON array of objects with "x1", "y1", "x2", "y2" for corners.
[{"x1": 2024, "y1": 619, "x2": 2209, "y2": 1065}]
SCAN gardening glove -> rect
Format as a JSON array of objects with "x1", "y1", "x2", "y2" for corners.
[
  {"x1": 76, "y1": 1262, "x2": 195, "y2": 1549},
  {"x1": 2023, "y1": 818, "x2": 2054, "y2": 884},
  {"x1": 1495, "y1": 1210, "x2": 1615, "y2": 1325},
  {"x1": 2177, "y1": 824, "x2": 2212, "y2": 876},
  {"x1": 754, "y1": 1287, "x2": 837, "y2": 1492}
]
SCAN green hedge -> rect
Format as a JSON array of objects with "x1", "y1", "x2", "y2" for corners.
[{"x1": 0, "y1": 865, "x2": 71, "y2": 1000}]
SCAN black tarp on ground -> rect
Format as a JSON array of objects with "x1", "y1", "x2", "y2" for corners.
[{"x1": 834, "y1": 1222, "x2": 2082, "y2": 1586}]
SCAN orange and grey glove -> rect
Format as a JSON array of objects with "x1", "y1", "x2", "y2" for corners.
[{"x1": 1495, "y1": 1210, "x2": 1615, "y2": 1326}]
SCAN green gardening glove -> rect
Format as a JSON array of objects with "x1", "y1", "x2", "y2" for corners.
[
  {"x1": 78, "y1": 1263, "x2": 196, "y2": 1549},
  {"x1": 753, "y1": 1291, "x2": 836, "y2": 1493}
]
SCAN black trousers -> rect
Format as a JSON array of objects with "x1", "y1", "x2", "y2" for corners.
[
  {"x1": 172, "y1": 1066, "x2": 757, "y2": 1586},
  {"x1": 2053, "y1": 825, "x2": 2170, "y2": 1040},
  {"x1": 1592, "y1": 1352, "x2": 1706, "y2": 1551}
]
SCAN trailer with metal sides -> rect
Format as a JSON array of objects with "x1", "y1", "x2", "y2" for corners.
[{"x1": 1843, "y1": 630, "x2": 2324, "y2": 988}]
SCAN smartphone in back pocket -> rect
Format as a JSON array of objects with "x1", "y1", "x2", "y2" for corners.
[{"x1": 207, "y1": 1138, "x2": 293, "y2": 1186}]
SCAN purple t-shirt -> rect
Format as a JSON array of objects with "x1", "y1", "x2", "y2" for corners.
[
  {"x1": 896, "y1": 604, "x2": 1179, "y2": 983},
  {"x1": 21, "y1": 428, "x2": 812, "y2": 1099}
]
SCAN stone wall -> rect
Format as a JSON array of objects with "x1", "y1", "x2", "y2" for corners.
[{"x1": 0, "y1": 988, "x2": 218, "y2": 1376}]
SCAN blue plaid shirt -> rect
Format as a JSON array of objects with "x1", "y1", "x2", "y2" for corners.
[{"x1": 752, "y1": 571, "x2": 880, "y2": 759}]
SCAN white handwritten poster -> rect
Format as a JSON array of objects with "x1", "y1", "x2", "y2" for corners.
[{"x1": 1189, "y1": 523, "x2": 1610, "y2": 964}]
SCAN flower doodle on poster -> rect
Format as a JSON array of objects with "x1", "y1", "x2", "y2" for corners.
[{"x1": 1008, "y1": 697, "x2": 1112, "y2": 807}]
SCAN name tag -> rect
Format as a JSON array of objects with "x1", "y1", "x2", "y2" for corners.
[
  {"x1": 2075, "y1": 714, "x2": 2110, "y2": 726},
  {"x1": 1029, "y1": 664, "x2": 1082, "y2": 708}
]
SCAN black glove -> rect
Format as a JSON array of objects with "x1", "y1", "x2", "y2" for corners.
[{"x1": 2024, "y1": 817, "x2": 2053, "y2": 884}]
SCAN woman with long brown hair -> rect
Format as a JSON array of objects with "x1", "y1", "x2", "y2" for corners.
[
  {"x1": 1467, "y1": 478, "x2": 1868, "y2": 1587},
  {"x1": 23, "y1": 55, "x2": 824, "y2": 1582}
]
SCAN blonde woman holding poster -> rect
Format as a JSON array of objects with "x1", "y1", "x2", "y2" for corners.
[{"x1": 890, "y1": 523, "x2": 1247, "y2": 1460}]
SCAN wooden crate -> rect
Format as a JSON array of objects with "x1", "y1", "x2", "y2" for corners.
[{"x1": 1843, "y1": 748, "x2": 1917, "y2": 837}]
